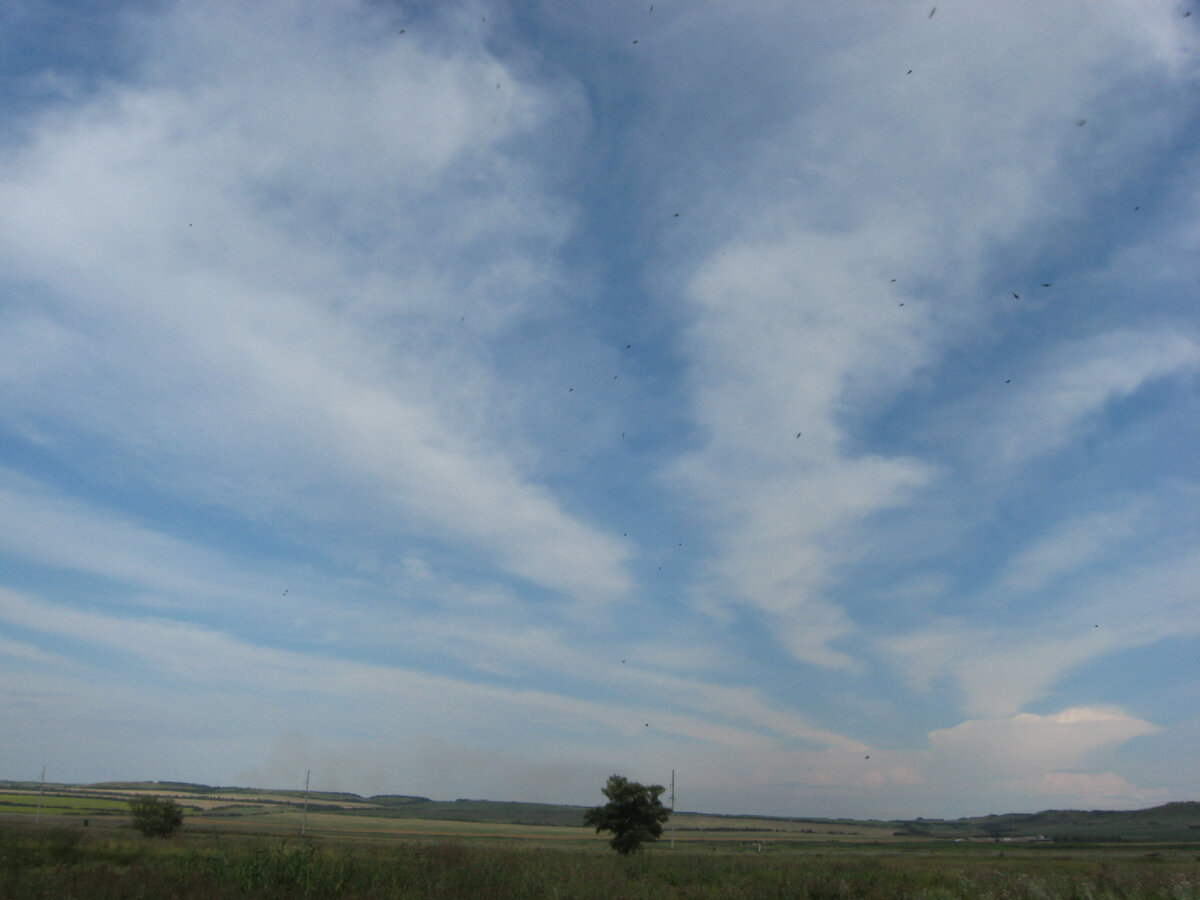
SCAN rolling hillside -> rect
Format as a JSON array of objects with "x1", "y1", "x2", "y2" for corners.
[{"x1": 2, "y1": 780, "x2": 1197, "y2": 843}]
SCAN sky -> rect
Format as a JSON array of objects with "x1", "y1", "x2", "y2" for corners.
[{"x1": 1, "y1": 0, "x2": 1198, "y2": 821}]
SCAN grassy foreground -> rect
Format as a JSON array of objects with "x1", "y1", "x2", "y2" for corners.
[{"x1": 3, "y1": 821, "x2": 1199, "y2": 899}]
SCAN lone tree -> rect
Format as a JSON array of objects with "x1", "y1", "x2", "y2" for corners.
[
  {"x1": 583, "y1": 774, "x2": 670, "y2": 854},
  {"x1": 128, "y1": 795, "x2": 184, "y2": 837}
]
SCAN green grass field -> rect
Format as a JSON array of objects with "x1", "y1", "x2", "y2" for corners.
[
  {"x1": 3, "y1": 820, "x2": 1199, "y2": 899},
  {"x1": 3, "y1": 783, "x2": 1199, "y2": 897},
  {"x1": 0, "y1": 791, "x2": 132, "y2": 817}
]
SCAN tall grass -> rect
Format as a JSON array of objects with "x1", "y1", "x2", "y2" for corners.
[{"x1": 2, "y1": 822, "x2": 1198, "y2": 898}]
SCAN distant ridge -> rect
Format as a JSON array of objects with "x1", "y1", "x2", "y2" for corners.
[
  {"x1": 899, "y1": 801, "x2": 1200, "y2": 842},
  {"x1": 86, "y1": 782, "x2": 367, "y2": 803},
  {"x1": 2, "y1": 780, "x2": 1196, "y2": 841}
]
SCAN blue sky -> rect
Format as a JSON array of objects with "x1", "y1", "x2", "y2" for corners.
[{"x1": 1, "y1": 0, "x2": 1198, "y2": 820}]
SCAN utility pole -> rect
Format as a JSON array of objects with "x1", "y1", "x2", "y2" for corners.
[
  {"x1": 301, "y1": 770, "x2": 310, "y2": 836},
  {"x1": 670, "y1": 769, "x2": 675, "y2": 850},
  {"x1": 35, "y1": 766, "x2": 45, "y2": 825}
]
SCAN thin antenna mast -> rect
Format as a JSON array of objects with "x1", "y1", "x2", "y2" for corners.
[{"x1": 301, "y1": 770, "x2": 310, "y2": 835}]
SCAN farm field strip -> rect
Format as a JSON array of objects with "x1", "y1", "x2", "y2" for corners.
[
  {"x1": 672, "y1": 814, "x2": 899, "y2": 838},
  {"x1": 0, "y1": 791, "x2": 131, "y2": 816},
  {"x1": 5, "y1": 821, "x2": 1200, "y2": 900},
  {"x1": 207, "y1": 811, "x2": 598, "y2": 841},
  {"x1": 192, "y1": 805, "x2": 894, "y2": 845},
  {"x1": 7, "y1": 783, "x2": 1199, "y2": 847},
  {"x1": 71, "y1": 788, "x2": 378, "y2": 809},
  {"x1": 0, "y1": 787, "x2": 889, "y2": 836}
]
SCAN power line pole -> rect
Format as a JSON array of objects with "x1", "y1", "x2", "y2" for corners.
[
  {"x1": 668, "y1": 769, "x2": 676, "y2": 850},
  {"x1": 301, "y1": 770, "x2": 310, "y2": 836},
  {"x1": 35, "y1": 766, "x2": 45, "y2": 825}
]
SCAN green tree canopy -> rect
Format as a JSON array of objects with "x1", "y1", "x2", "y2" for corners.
[
  {"x1": 583, "y1": 774, "x2": 670, "y2": 854},
  {"x1": 128, "y1": 795, "x2": 184, "y2": 837}
]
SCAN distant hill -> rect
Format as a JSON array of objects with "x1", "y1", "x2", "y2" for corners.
[
  {"x1": 896, "y1": 801, "x2": 1200, "y2": 842},
  {"x1": 84, "y1": 782, "x2": 371, "y2": 804},
  {"x1": 3, "y1": 780, "x2": 1196, "y2": 842}
]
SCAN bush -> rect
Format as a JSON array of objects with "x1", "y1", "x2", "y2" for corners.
[{"x1": 128, "y1": 795, "x2": 184, "y2": 837}]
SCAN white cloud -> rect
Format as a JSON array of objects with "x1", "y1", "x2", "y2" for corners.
[
  {"x1": 0, "y1": 580, "x2": 1181, "y2": 816},
  {"x1": 0, "y1": 0, "x2": 626, "y2": 604},
  {"x1": 996, "y1": 501, "x2": 1149, "y2": 593},
  {"x1": 0, "y1": 471, "x2": 844, "y2": 757},
  {"x1": 1024, "y1": 770, "x2": 1163, "y2": 806},
  {"x1": 928, "y1": 706, "x2": 1158, "y2": 782},
  {"x1": 673, "y1": 231, "x2": 936, "y2": 668},
  {"x1": 883, "y1": 545, "x2": 1200, "y2": 716},
  {"x1": 0, "y1": 470, "x2": 249, "y2": 604},
  {"x1": 654, "y1": 0, "x2": 1198, "y2": 671},
  {"x1": 981, "y1": 330, "x2": 1200, "y2": 468},
  {"x1": 0, "y1": 634, "x2": 69, "y2": 667},
  {"x1": 912, "y1": 706, "x2": 1167, "y2": 812},
  {"x1": 0, "y1": 587, "x2": 845, "y2": 757}
]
